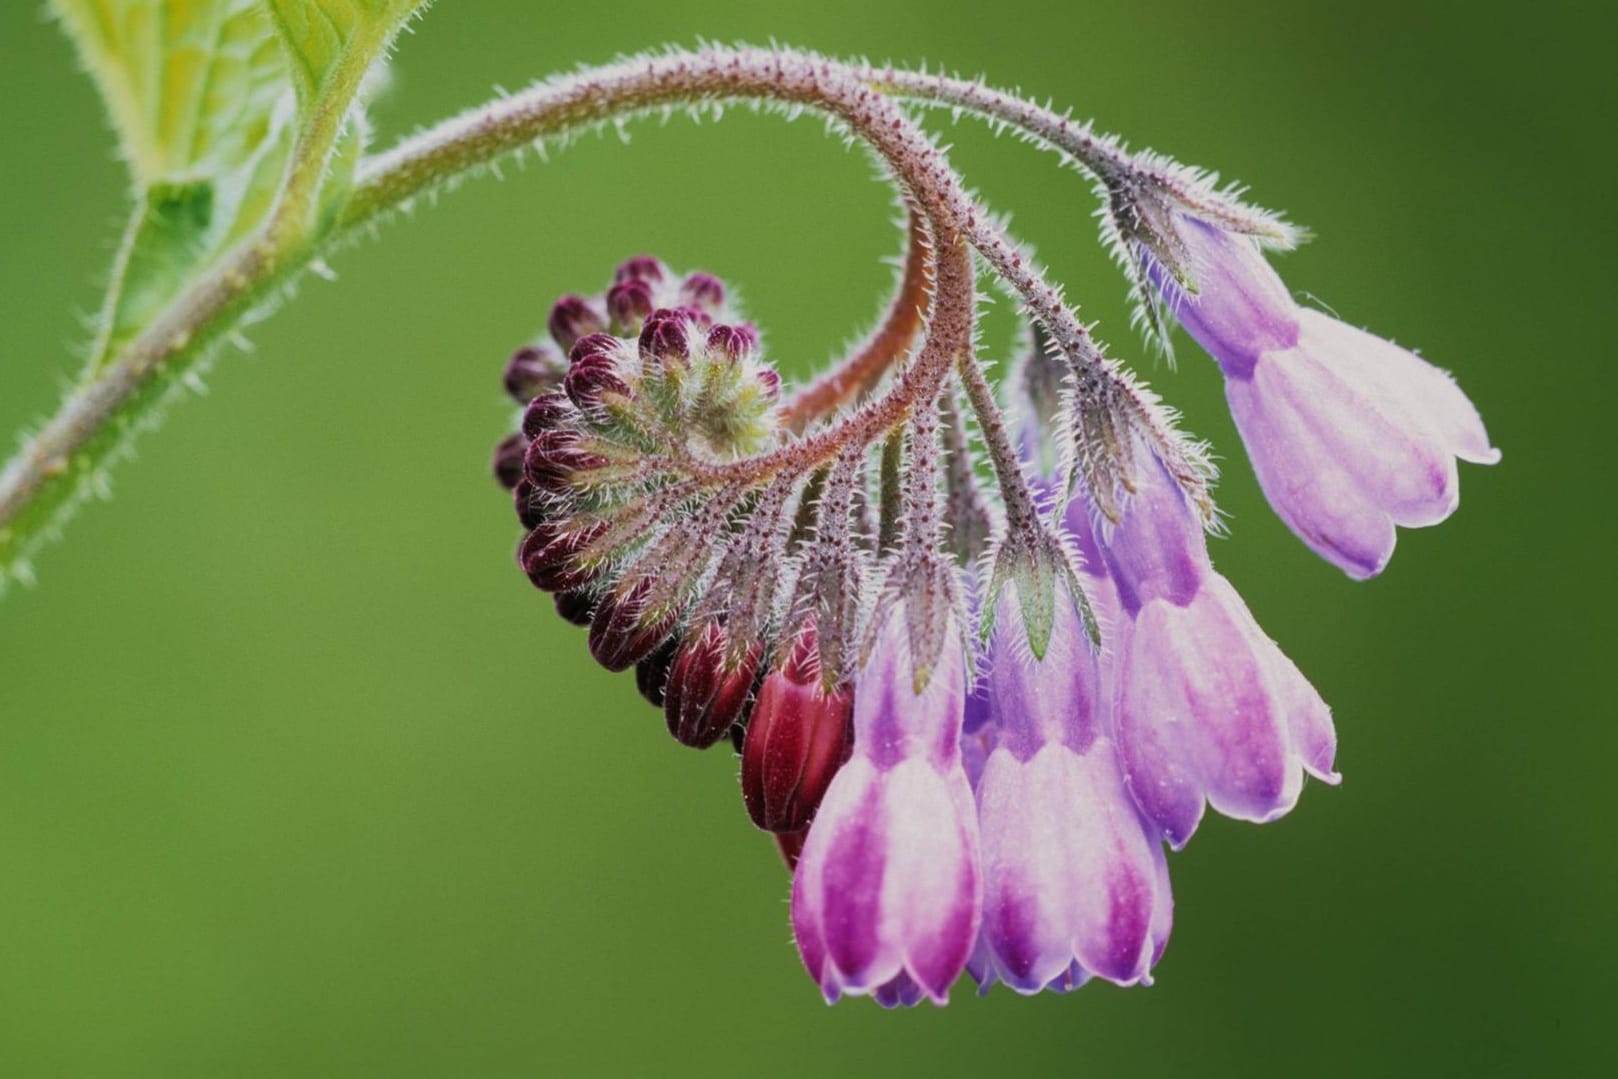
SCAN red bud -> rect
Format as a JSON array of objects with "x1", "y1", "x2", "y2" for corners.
[
  {"x1": 606, "y1": 279, "x2": 656, "y2": 334},
  {"x1": 614, "y1": 255, "x2": 668, "y2": 285},
  {"x1": 740, "y1": 628, "x2": 855, "y2": 832},
  {"x1": 521, "y1": 391, "x2": 579, "y2": 439},
  {"x1": 588, "y1": 578, "x2": 678, "y2": 672},
  {"x1": 548, "y1": 295, "x2": 606, "y2": 352},
  {"x1": 637, "y1": 309, "x2": 692, "y2": 366},
  {"x1": 503, "y1": 343, "x2": 567, "y2": 403},
  {"x1": 680, "y1": 272, "x2": 726, "y2": 312},
  {"x1": 524, "y1": 430, "x2": 606, "y2": 493},
  {"x1": 492, "y1": 433, "x2": 526, "y2": 491},
  {"x1": 553, "y1": 588, "x2": 596, "y2": 627},
  {"x1": 519, "y1": 520, "x2": 607, "y2": 593},
  {"x1": 664, "y1": 622, "x2": 760, "y2": 748}
]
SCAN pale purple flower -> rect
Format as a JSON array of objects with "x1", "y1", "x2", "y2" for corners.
[
  {"x1": 1148, "y1": 215, "x2": 1499, "y2": 579},
  {"x1": 1101, "y1": 456, "x2": 1339, "y2": 848},
  {"x1": 972, "y1": 581, "x2": 1172, "y2": 993},
  {"x1": 790, "y1": 605, "x2": 981, "y2": 1006}
]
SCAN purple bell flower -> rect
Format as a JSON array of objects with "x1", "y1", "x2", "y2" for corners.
[
  {"x1": 1147, "y1": 215, "x2": 1499, "y2": 579},
  {"x1": 790, "y1": 605, "x2": 981, "y2": 1006},
  {"x1": 973, "y1": 582, "x2": 1173, "y2": 993},
  {"x1": 1101, "y1": 456, "x2": 1339, "y2": 848}
]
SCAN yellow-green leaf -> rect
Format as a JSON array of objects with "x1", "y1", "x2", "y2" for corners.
[{"x1": 51, "y1": 0, "x2": 292, "y2": 187}]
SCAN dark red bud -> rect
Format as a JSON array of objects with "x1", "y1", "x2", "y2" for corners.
[
  {"x1": 755, "y1": 368, "x2": 782, "y2": 399},
  {"x1": 521, "y1": 391, "x2": 578, "y2": 439},
  {"x1": 664, "y1": 623, "x2": 760, "y2": 749},
  {"x1": 548, "y1": 295, "x2": 607, "y2": 352},
  {"x1": 503, "y1": 343, "x2": 567, "y2": 403},
  {"x1": 564, "y1": 353, "x2": 632, "y2": 411},
  {"x1": 637, "y1": 309, "x2": 691, "y2": 365},
  {"x1": 553, "y1": 588, "x2": 596, "y2": 627},
  {"x1": 524, "y1": 430, "x2": 605, "y2": 493},
  {"x1": 492, "y1": 433, "x2": 526, "y2": 491},
  {"x1": 740, "y1": 630, "x2": 854, "y2": 832},
  {"x1": 680, "y1": 272, "x2": 725, "y2": 312},
  {"x1": 519, "y1": 520, "x2": 607, "y2": 593},
  {"x1": 774, "y1": 828, "x2": 809, "y2": 871},
  {"x1": 614, "y1": 255, "x2": 668, "y2": 285},
  {"x1": 588, "y1": 578, "x2": 678, "y2": 672},
  {"x1": 513, "y1": 480, "x2": 549, "y2": 529},
  {"x1": 704, "y1": 323, "x2": 756, "y2": 362},
  {"x1": 606, "y1": 279, "x2": 656, "y2": 334},
  {"x1": 636, "y1": 638, "x2": 679, "y2": 708}
]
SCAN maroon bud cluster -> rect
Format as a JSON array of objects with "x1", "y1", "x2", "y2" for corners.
[
  {"x1": 740, "y1": 625, "x2": 855, "y2": 833},
  {"x1": 492, "y1": 258, "x2": 833, "y2": 869}
]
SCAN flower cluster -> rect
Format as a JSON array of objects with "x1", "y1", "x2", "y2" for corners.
[{"x1": 489, "y1": 78, "x2": 1496, "y2": 1008}]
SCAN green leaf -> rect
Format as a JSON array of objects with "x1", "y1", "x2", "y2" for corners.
[
  {"x1": 52, "y1": 1, "x2": 299, "y2": 368},
  {"x1": 51, "y1": 1, "x2": 291, "y2": 187}
]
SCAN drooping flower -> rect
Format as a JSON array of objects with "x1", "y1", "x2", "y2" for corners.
[
  {"x1": 1141, "y1": 213, "x2": 1499, "y2": 579},
  {"x1": 1100, "y1": 454, "x2": 1339, "y2": 848},
  {"x1": 790, "y1": 603, "x2": 981, "y2": 1006},
  {"x1": 972, "y1": 574, "x2": 1172, "y2": 993}
]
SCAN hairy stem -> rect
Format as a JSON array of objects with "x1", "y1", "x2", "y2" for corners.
[{"x1": 1, "y1": 46, "x2": 1207, "y2": 583}]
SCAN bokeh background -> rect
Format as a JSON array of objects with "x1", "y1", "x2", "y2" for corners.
[{"x1": 2, "y1": 1, "x2": 1614, "y2": 1075}]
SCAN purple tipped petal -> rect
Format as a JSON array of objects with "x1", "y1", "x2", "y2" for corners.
[
  {"x1": 975, "y1": 588, "x2": 1171, "y2": 991},
  {"x1": 1116, "y1": 575, "x2": 1308, "y2": 846},
  {"x1": 1227, "y1": 309, "x2": 1487, "y2": 579},
  {"x1": 790, "y1": 608, "x2": 979, "y2": 1006},
  {"x1": 1150, "y1": 211, "x2": 1497, "y2": 578}
]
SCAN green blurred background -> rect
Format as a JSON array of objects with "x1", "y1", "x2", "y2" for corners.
[{"x1": 2, "y1": 1, "x2": 1613, "y2": 1075}]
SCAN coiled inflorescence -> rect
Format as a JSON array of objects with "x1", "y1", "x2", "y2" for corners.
[{"x1": 482, "y1": 49, "x2": 1497, "y2": 1007}]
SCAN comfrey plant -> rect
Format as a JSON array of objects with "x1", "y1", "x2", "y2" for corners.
[{"x1": 2, "y1": 6, "x2": 1495, "y2": 1007}]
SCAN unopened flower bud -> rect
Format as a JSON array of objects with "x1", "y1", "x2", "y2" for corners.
[
  {"x1": 663, "y1": 622, "x2": 760, "y2": 749},
  {"x1": 524, "y1": 430, "x2": 606, "y2": 493},
  {"x1": 741, "y1": 627, "x2": 855, "y2": 832},
  {"x1": 614, "y1": 255, "x2": 668, "y2": 285},
  {"x1": 521, "y1": 390, "x2": 578, "y2": 439},
  {"x1": 704, "y1": 323, "x2": 756, "y2": 362},
  {"x1": 636, "y1": 638, "x2": 680, "y2": 708},
  {"x1": 755, "y1": 368, "x2": 781, "y2": 400},
  {"x1": 547, "y1": 295, "x2": 606, "y2": 352},
  {"x1": 503, "y1": 343, "x2": 567, "y2": 403},
  {"x1": 564, "y1": 353, "x2": 632, "y2": 411},
  {"x1": 553, "y1": 588, "x2": 596, "y2": 627},
  {"x1": 588, "y1": 578, "x2": 679, "y2": 672},
  {"x1": 518, "y1": 520, "x2": 608, "y2": 593},
  {"x1": 513, "y1": 479, "x2": 548, "y2": 529},
  {"x1": 638, "y1": 309, "x2": 692, "y2": 366},
  {"x1": 606, "y1": 279, "x2": 656, "y2": 334},
  {"x1": 680, "y1": 272, "x2": 725, "y2": 312},
  {"x1": 492, "y1": 433, "x2": 526, "y2": 491}
]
